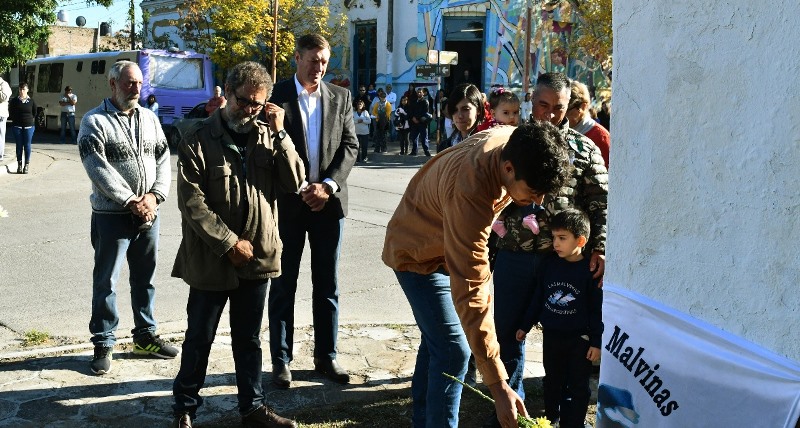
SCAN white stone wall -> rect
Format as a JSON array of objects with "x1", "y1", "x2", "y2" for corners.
[{"x1": 610, "y1": 1, "x2": 800, "y2": 360}]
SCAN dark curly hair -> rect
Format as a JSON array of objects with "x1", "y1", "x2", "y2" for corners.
[
  {"x1": 549, "y1": 208, "x2": 590, "y2": 239},
  {"x1": 225, "y1": 61, "x2": 273, "y2": 100},
  {"x1": 500, "y1": 121, "x2": 571, "y2": 195}
]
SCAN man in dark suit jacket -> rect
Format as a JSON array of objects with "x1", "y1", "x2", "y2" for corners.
[{"x1": 267, "y1": 34, "x2": 360, "y2": 389}]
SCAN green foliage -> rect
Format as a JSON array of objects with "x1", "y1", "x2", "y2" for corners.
[
  {"x1": 22, "y1": 330, "x2": 50, "y2": 347},
  {"x1": 0, "y1": 0, "x2": 58, "y2": 72},
  {"x1": 569, "y1": 0, "x2": 613, "y2": 73},
  {"x1": 174, "y1": 0, "x2": 347, "y2": 79}
]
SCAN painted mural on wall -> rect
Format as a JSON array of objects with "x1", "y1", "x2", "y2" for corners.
[{"x1": 396, "y1": 0, "x2": 608, "y2": 91}]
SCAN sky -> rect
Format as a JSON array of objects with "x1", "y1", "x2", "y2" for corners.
[{"x1": 56, "y1": 0, "x2": 144, "y2": 33}]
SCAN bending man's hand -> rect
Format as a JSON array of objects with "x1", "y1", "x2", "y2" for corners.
[
  {"x1": 300, "y1": 183, "x2": 330, "y2": 212},
  {"x1": 487, "y1": 380, "x2": 528, "y2": 428}
]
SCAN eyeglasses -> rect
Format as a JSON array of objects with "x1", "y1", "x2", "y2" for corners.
[{"x1": 234, "y1": 93, "x2": 267, "y2": 110}]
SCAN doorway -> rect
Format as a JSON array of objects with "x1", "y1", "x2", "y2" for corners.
[
  {"x1": 443, "y1": 17, "x2": 485, "y2": 95},
  {"x1": 353, "y1": 23, "x2": 377, "y2": 97}
]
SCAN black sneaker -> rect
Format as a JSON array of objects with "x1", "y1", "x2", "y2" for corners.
[
  {"x1": 90, "y1": 345, "x2": 113, "y2": 375},
  {"x1": 133, "y1": 334, "x2": 179, "y2": 359}
]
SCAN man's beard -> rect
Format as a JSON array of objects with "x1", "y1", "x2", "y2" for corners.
[
  {"x1": 114, "y1": 92, "x2": 139, "y2": 111},
  {"x1": 225, "y1": 111, "x2": 257, "y2": 134}
]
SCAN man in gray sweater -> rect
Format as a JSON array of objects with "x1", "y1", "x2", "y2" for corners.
[{"x1": 78, "y1": 60, "x2": 177, "y2": 375}]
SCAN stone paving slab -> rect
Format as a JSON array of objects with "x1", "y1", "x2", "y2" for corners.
[{"x1": 0, "y1": 324, "x2": 545, "y2": 427}]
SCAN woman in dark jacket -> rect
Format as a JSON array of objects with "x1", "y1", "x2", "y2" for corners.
[{"x1": 9, "y1": 82, "x2": 36, "y2": 174}]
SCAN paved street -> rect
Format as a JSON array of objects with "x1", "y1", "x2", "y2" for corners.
[{"x1": 0, "y1": 131, "x2": 423, "y2": 347}]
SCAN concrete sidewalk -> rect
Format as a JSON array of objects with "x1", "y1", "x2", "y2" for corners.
[{"x1": 0, "y1": 324, "x2": 545, "y2": 427}]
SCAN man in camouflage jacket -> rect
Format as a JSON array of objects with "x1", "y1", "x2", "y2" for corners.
[{"x1": 486, "y1": 72, "x2": 608, "y2": 408}]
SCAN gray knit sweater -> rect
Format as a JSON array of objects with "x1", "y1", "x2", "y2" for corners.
[{"x1": 78, "y1": 99, "x2": 170, "y2": 214}]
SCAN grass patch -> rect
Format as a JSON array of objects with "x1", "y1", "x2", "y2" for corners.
[{"x1": 22, "y1": 330, "x2": 51, "y2": 347}]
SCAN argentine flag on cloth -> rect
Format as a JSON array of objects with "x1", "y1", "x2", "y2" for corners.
[{"x1": 598, "y1": 285, "x2": 800, "y2": 427}]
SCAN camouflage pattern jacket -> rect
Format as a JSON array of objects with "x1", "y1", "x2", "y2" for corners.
[{"x1": 495, "y1": 119, "x2": 608, "y2": 254}]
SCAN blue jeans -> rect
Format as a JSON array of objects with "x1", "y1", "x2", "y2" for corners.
[
  {"x1": 89, "y1": 213, "x2": 159, "y2": 346},
  {"x1": 396, "y1": 269, "x2": 470, "y2": 428},
  {"x1": 173, "y1": 279, "x2": 268, "y2": 417},
  {"x1": 60, "y1": 112, "x2": 76, "y2": 144},
  {"x1": 12, "y1": 126, "x2": 34, "y2": 164},
  {"x1": 409, "y1": 122, "x2": 429, "y2": 155},
  {"x1": 492, "y1": 249, "x2": 543, "y2": 400},
  {"x1": 268, "y1": 211, "x2": 344, "y2": 364}
]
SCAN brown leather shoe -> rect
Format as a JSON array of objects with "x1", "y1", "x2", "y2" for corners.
[
  {"x1": 172, "y1": 413, "x2": 192, "y2": 428},
  {"x1": 242, "y1": 405, "x2": 297, "y2": 428},
  {"x1": 272, "y1": 363, "x2": 291, "y2": 389},
  {"x1": 313, "y1": 358, "x2": 350, "y2": 384}
]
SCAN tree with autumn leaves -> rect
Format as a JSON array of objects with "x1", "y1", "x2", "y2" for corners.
[
  {"x1": 175, "y1": 0, "x2": 347, "y2": 80},
  {"x1": 567, "y1": 0, "x2": 613, "y2": 78}
]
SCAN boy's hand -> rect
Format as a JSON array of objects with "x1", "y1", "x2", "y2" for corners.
[
  {"x1": 587, "y1": 346, "x2": 601, "y2": 362},
  {"x1": 515, "y1": 329, "x2": 527, "y2": 342}
]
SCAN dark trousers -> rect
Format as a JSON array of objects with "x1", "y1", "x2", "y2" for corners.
[
  {"x1": 542, "y1": 332, "x2": 593, "y2": 428},
  {"x1": 173, "y1": 278, "x2": 269, "y2": 416},
  {"x1": 268, "y1": 209, "x2": 344, "y2": 364},
  {"x1": 398, "y1": 128, "x2": 410, "y2": 154},
  {"x1": 356, "y1": 134, "x2": 369, "y2": 161},
  {"x1": 409, "y1": 122, "x2": 430, "y2": 155}
]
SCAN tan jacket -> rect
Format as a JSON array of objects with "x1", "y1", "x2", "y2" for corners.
[
  {"x1": 382, "y1": 127, "x2": 516, "y2": 385},
  {"x1": 172, "y1": 109, "x2": 305, "y2": 290}
]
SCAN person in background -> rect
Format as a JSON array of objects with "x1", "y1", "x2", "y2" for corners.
[
  {"x1": 77, "y1": 61, "x2": 177, "y2": 375},
  {"x1": 597, "y1": 100, "x2": 610, "y2": 132},
  {"x1": 8, "y1": 82, "x2": 36, "y2": 174},
  {"x1": 385, "y1": 84, "x2": 398, "y2": 142},
  {"x1": 205, "y1": 86, "x2": 227, "y2": 115},
  {"x1": 408, "y1": 87, "x2": 431, "y2": 157},
  {"x1": 267, "y1": 34, "x2": 359, "y2": 390},
  {"x1": 519, "y1": 92, "x2": 532, "y2": 124},
  {"x1": 356, "y1": 85, "x2": 370, "y2": 108},
  {"x1": 145, "y1": 94, "x2": 159, "y2": 117},
  {"x1": 170, "y1": 60, "x2": 303, "y2": 428},
  {"x1": 0, "y1": 76, "x2": 12, "y2": 160},
  {"x1": 567, "y1": 81, "x2": 610, "y2": 168},
  {"x1": 353, "y1": 99, "x2": 371, "y2": 162},
  {"x1": 370, "y1": 88, "x2": 392, "y2": 153},
  {"x1": 59, "y1": 86, "x2": 78, "y2": 144},
  {"x1": 438, "y1": 83, "x2": 484, "y2": 151},
  {"x1": 394, "y1": 95, "x2": 411, "y2": 155}
]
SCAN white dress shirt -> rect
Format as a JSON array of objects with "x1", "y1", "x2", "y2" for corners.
[{"x1": 293, "y1": 76, "x2": 339, "y2": 192}]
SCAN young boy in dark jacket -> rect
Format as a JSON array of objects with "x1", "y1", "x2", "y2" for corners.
[{"x1": 516, "y1": 208, "x2": 603, "y2": 428}]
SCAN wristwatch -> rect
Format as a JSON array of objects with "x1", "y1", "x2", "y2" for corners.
[
  {"x1": 274, "y1": 129, "x2": 287, "y2": 141},
  {"x1": 152, "y1": 193, "x2": 165, "y2": 204}
]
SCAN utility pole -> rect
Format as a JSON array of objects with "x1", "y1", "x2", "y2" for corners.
[
  {"x1": 523, "y1": 3, "x2": 532, "y2": 94},
  {"x1": 130, "y1": 0, "x2": 136, "y2": 50},
  {"x1": 272, "y1": 0, "x2": 279, "y2": 81}
]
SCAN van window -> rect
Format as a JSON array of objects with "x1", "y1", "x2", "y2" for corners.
[
  {"x1": 149, "y1": 55, "x2": 204, "y2": 90},
  {"x1": 91, "y1": 60, "x2": 107, "y2": 75},
  {"x1": 36, "y1": 63, "x2": 64, "y2": 93}
]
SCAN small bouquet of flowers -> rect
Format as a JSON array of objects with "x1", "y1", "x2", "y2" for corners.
[{"x1": 443, "y1": 372, "x2": 552, "y2": 428}]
